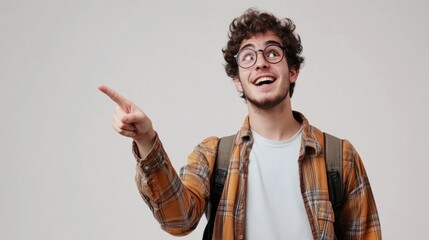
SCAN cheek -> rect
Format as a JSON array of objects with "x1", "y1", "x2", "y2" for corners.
[{"x1": 237, "y1": 69, "x2": 251, "y2": 81}]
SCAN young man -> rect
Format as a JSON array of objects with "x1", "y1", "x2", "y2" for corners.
[{"x1": 98, "y1": 9, "x2": 381, "y2": 240}]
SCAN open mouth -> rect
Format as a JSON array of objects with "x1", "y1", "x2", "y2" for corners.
[{"x1": 254, "y1": 76, "x2": 275, "y2": 86}]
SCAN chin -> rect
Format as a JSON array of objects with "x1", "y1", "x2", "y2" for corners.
[{"x1": 249, "y1": 96, "x2": 287, "y2": 110}]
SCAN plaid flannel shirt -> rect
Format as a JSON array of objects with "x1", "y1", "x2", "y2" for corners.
[{"x1": 133, "y1": 111, "x2": 381, "y2": 239}]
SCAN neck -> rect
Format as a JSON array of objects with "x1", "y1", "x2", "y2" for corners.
[{"x1": 247, "y1": 98, "x2": 301, "y2": 141}]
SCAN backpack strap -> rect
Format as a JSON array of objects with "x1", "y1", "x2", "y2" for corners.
[
  {"x1": 202, "y1": 134, "x2": 236, "y2": 240},
  {"x1": 324, "y1": 132, "x2": 344, "y2": 239}
]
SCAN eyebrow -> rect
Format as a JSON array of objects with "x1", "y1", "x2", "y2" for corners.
[{"x1": 240, "y1": 40, "x2": 283, "y2": 50}]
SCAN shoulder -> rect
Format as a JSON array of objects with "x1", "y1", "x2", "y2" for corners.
[
  {"x1": 311, "y1": 125, "x2": 359, "y2": 165},
  {"x1": 319, "y1": 130, "x2": 360, "y2": 165},
  {"x1": 198, "y1": 136, "x2": 221, "y2": 147},
  {"x1": 341, "y1": 139, "x2": 359, "y2": 163},
  {"x1": 191, "y1": 136, "x2": 220, "y2": 158}
]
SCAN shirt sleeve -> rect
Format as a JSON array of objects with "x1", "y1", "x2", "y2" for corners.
[
  {"x1": 340, "y1": 140, "x2": 382, "y2": 239},
  {"x1": 132, "y1": 134, "x2": 219, "y2": 236}
]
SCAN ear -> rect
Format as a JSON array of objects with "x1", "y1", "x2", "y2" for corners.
[
  {"x1": 233, "y1": 77, "x2": 243, "y2": 92},
  {"x1": 289, "y1": 68, "x2": 299, "y2": 83}
]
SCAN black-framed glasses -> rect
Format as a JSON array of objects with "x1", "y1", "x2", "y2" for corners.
[{"x1": 234, "y1": 44, "x2": 286, "y2": 69}]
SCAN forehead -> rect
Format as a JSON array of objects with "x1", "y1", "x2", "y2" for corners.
[{"x1": 239, "y1": 31, "x2": 282, "y2": 49}]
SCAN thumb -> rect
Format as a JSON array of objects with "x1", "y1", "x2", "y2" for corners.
[{"x1": 122, "y1": 112, "x2": 144, "y2": 124}]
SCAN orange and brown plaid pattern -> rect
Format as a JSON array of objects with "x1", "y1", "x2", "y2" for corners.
[{"x1": 133, "y1": 112, "x2": 381, "y2": 239}]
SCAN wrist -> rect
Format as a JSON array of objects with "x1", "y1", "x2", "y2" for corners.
[{"x1": 134, "y1": 129, "x2": 157, "y2": 158}]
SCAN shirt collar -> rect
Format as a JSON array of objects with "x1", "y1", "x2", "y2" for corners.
[{"x1": 236, "y1": 111, "x2": 322, "y2": 156}]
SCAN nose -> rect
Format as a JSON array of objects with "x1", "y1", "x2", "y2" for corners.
[{"x1": 254, "y1": 50, "x2": 269, "y2": 69}]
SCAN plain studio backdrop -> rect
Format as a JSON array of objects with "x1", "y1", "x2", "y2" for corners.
[{"x1": 1, "y1": 0, "x2": 428, "y2": 239}]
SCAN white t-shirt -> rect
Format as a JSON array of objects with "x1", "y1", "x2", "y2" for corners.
[{"x1": 245, "y1": 127, "x2": 313, "y2": 239}]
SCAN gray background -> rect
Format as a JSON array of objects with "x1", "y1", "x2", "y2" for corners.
[{"x1": 1, "y1": 0, "x2": 428, "y2": 239}]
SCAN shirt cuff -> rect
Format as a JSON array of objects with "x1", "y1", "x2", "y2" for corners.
[{"x1": 132, "y1": 133, "x2": 165, "y2": 174}]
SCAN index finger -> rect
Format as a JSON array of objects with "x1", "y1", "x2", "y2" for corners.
[{"x1": 97, "y1": 84, "x2": 128, "y2": 107}]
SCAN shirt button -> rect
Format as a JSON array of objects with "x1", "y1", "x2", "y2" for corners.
[{"x1": 144, "y1": 166, "x2": 150, "y2": 171}]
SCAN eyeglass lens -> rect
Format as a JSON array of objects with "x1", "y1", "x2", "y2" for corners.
[{"x1": 236, "y1": 45, "x2": 284, "y2": 68}]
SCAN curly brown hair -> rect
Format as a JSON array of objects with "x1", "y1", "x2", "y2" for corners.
[{"x1": 222, "y1": 8, "x2": 304, "y2": 97}]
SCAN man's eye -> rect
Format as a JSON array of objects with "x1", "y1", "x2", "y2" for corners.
[
  {"x1": 243, "y1": 54, "x2": 255, "y2": 62},
  {"x1": 267, "y1": 50, "x2": 280, "y2": 58}
]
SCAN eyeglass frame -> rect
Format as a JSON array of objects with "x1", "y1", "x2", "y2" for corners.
[{"x1": 234, "y1": 44, "x2": 287, "y2": 69}]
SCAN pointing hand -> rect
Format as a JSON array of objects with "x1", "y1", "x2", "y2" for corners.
[{"x1": 98, "y1": 84, "x2": 156, "y2": 155}]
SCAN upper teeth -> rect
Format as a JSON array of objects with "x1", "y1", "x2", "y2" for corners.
[{"x1": 255, "y1": 77, "x2": 274, "y2": 85}]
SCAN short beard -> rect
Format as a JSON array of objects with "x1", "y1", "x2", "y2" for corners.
[{"x1": 242, "y1": 89, "x2": 289, "y2": 110}]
